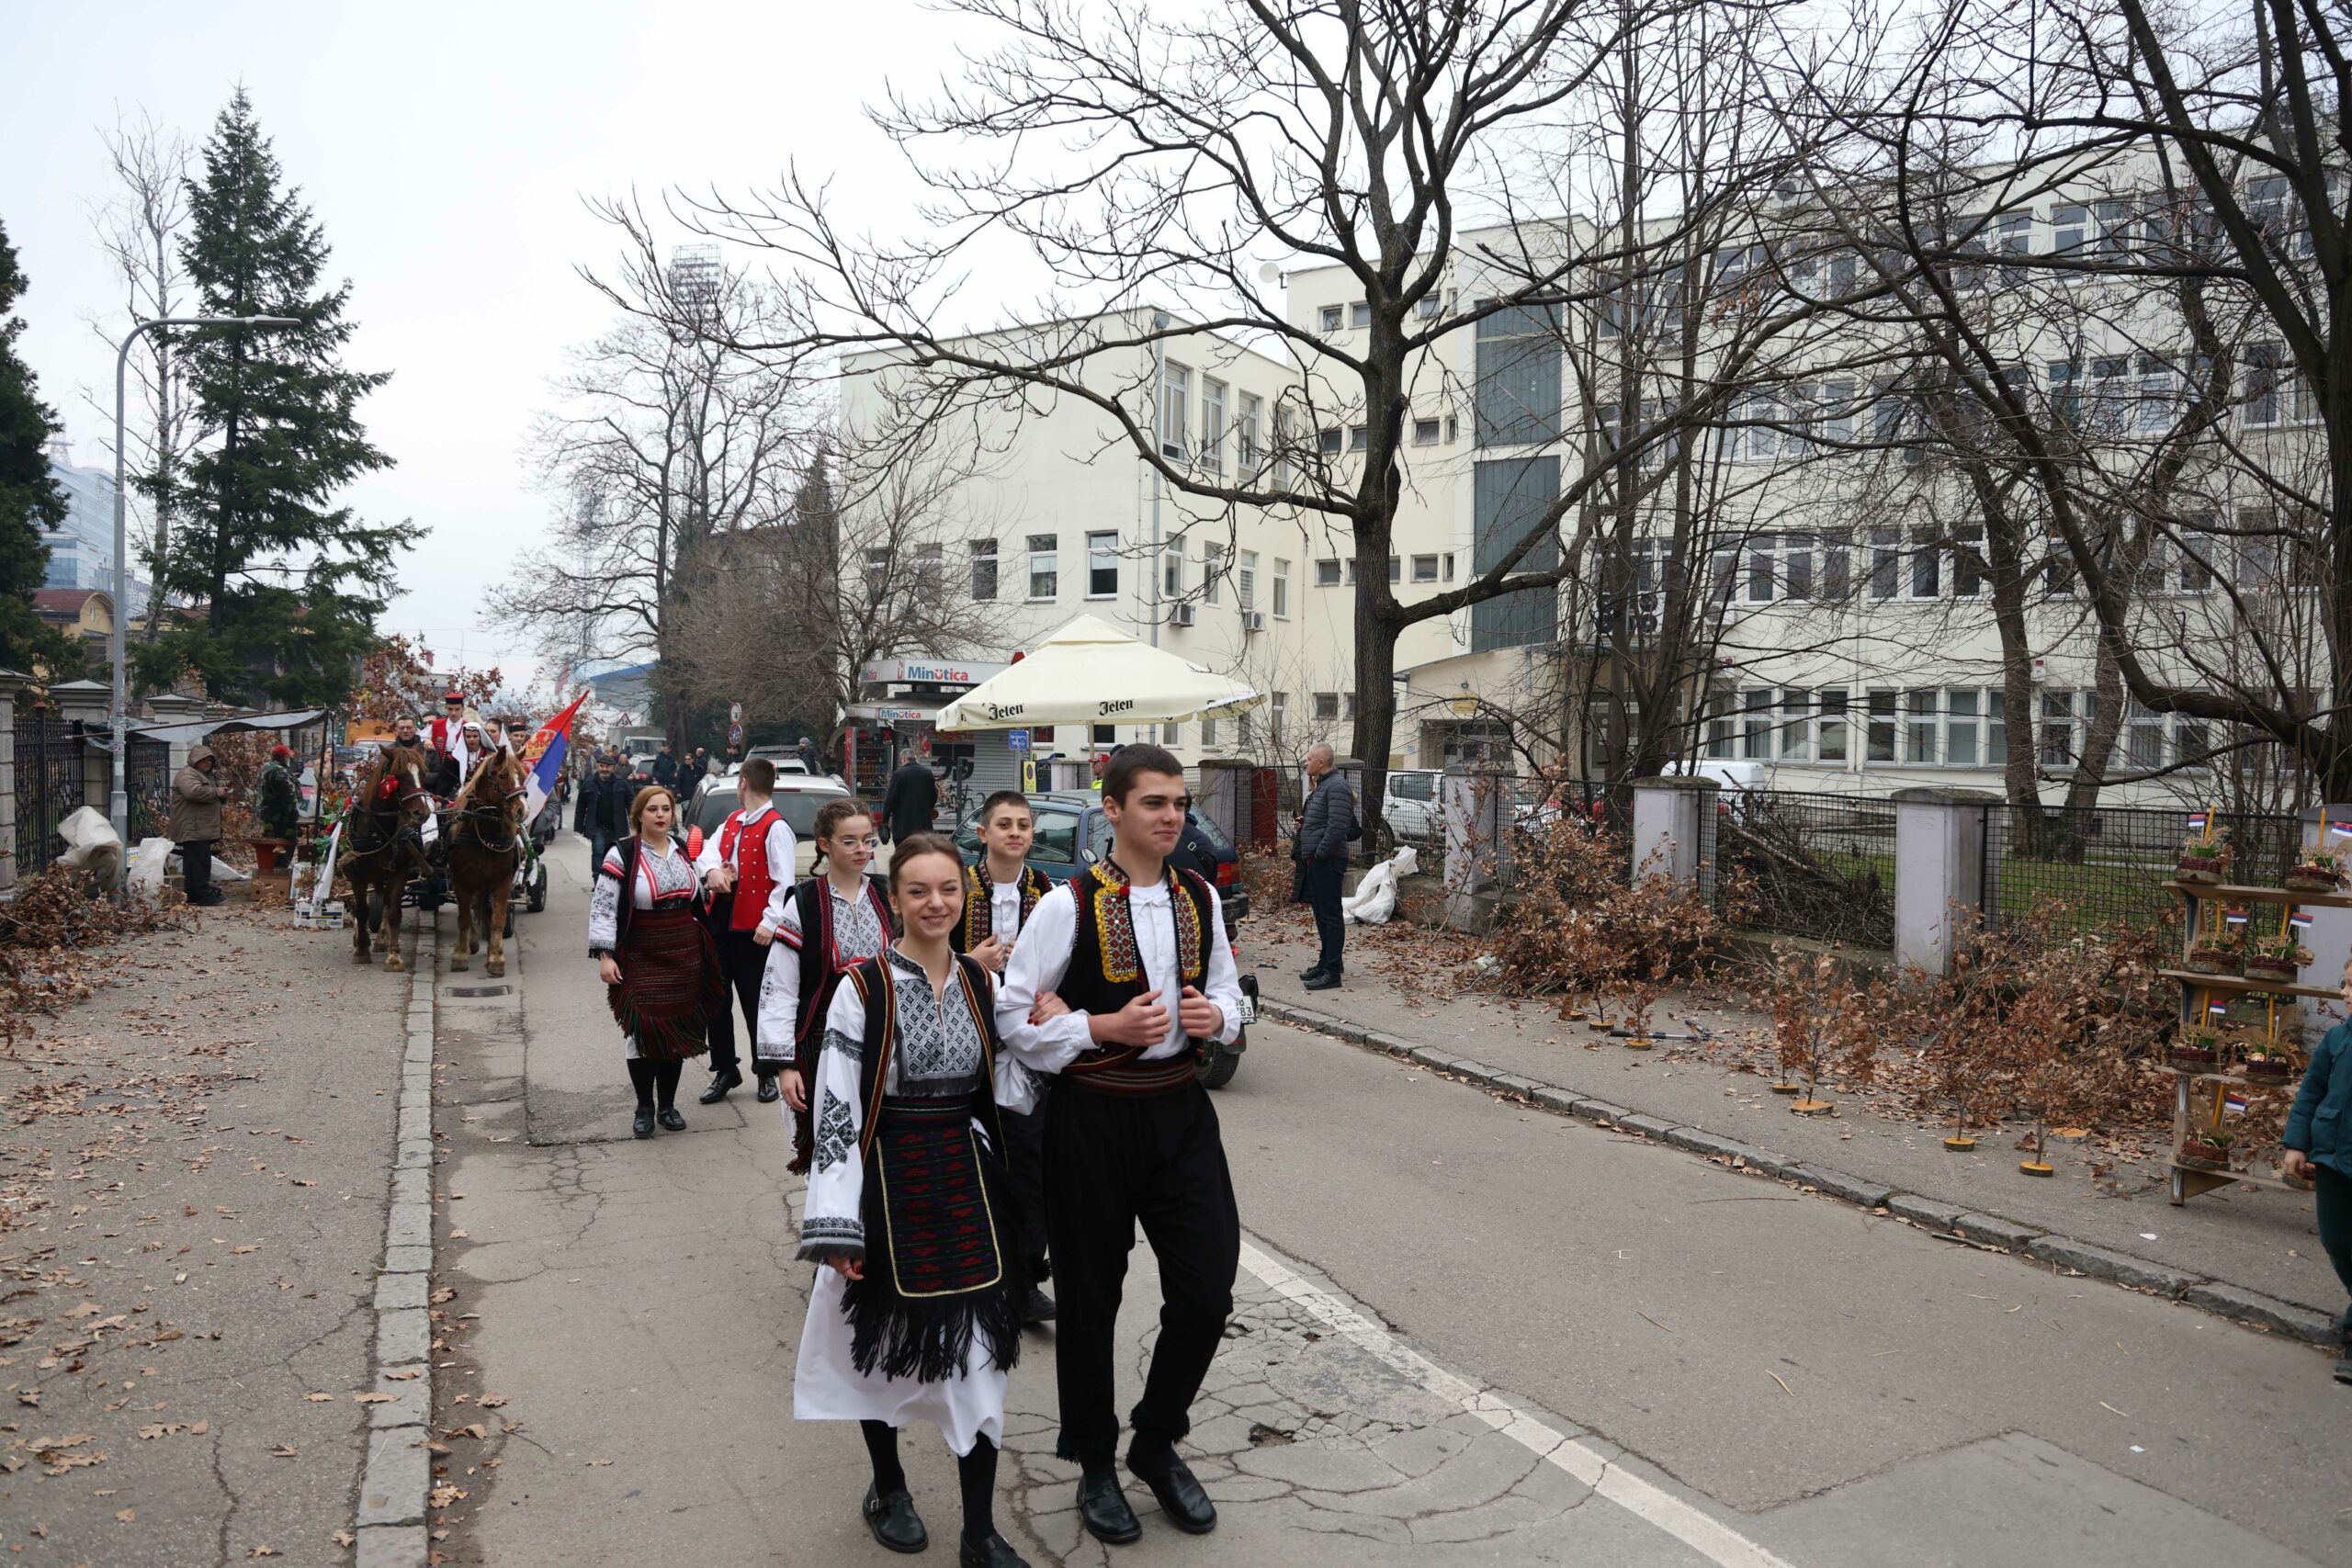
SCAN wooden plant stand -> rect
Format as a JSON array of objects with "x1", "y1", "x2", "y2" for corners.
[{"x1": 2161, "y1": 882, "x2": 2335, "y2": 1206}]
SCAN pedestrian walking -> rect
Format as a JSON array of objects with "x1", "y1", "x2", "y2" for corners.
[
  {"x1": 882, "y1": 750, "x2": 939, "y2": 843},
  {"x1": 694, "y1": 758, "x2": 797, "y2": 1107},
  {"x1": 797, "y1": 736, "x2": 819, "y2": 774},
  {"x1": 168, "y1": 742, "x2": 227, "y2": 907},
  {"x1": 953, "y1": 790, "x2": 1059, "y2": 1325},
  {"x1": 1295, "y1": 742, "x2": 1354, "y2": 990},
  {"x1": 572, "y1": 754, "x2": 631, "y2": 877},
  {"x1": 589, "y1": 785, "x2": 724, "y2": 1139},
  {"x1": 2284, "y1": 964, "x2": 2352, "y2": 1384},
  {"x1": 996, "y1": 744, "x2": 1246, "y2": 1544},
  {"x1": 756, "y1": 800, "x2": 896, "y2": 1170},
  {"x1": 257, "y1": 744, "x2": 301, "y2": 844},
  {"x1": 678, "y1": 746, "x2": 708, "y2": 804},
  {"x1": 793, "y1": 832, "x2": 1035, "y2": 1568},
  {"x1": 651, "y1": 741, "x2": 680, "y2": 792}
]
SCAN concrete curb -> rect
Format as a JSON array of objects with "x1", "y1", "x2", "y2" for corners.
[
  {"x1": 355, "y1": 917, "x2": 437, "y2": 1568},
  {"x1": 1259, "y1": 997, "x2": 2341, "y2": 1349}
]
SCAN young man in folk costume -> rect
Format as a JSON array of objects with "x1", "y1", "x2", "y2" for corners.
[
  {"x1": 694, "y1": 757, "x2": 797, "y2": 1106},
  {"x1": 953, "y1": 791, "x2": 1059, "y2": 1326},
  {"x1": 755, "y1": 801, "x2": 898, "y2": 1170},
  {"x1": 996, "y1": 745, "x2": 1245, "y2": 1544}
]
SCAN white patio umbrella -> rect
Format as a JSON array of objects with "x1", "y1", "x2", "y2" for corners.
[{"x1": 933, "y1": 615, "x2": 1263, "y2": 730}]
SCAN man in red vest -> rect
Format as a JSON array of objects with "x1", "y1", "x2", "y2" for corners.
[{"x1": 694, "y1": 756, "x2": 798, "y2": 1104}]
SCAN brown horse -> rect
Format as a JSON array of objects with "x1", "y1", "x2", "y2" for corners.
[
  {"x1": 447, "y1": 745, "x2": 528, "y2": 978},
  {"x1": 341, "y1": 742, "x2": 434, "y2": 971}
]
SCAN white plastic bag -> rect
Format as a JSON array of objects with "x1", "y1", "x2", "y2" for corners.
[
  {"x1": 1342, "y1": 844, "x2": 1419, "y2": 925},
  {"x1": 127, "y1": 836, "x2": 175, "y2": 897},
  {"x1": 55, "y1": 807, "x2": 123, "y2": 882}
]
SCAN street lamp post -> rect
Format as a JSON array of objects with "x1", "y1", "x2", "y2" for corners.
[{"x1": 108, "y1": 314, "x2": 299, "y2": 881}]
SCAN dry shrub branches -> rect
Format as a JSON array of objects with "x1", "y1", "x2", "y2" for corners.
[
  {"x1": 0, "y1": 868, "x2": 188, "y2": 1048},
  {"x1": 1765, "y1": 952, "x2": 1886, "y2": 1102}
]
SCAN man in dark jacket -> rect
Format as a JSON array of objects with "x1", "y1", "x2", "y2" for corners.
[
  {"x1": 1294, "y1": 742, "x2": 1353, "y2": 989},
  {"x1": 572, "y1": 754, "x2": 632, "y2": 876},
  {"x1": 881, "y1": 751, "x2": 939, "y2": 843},
  {"x1": 2284, "y1": 988, "x2": 2352, "y2": 1384},
  {"x1": 257, "y1": 745, "x2": 301, "y2": 842},
  {"x1": 650, "y1": 741, "x2": 680, "y2": 792}
]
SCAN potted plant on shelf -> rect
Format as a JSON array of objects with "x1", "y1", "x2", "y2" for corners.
[
  {"x1": 2243, "y1": 1045, "x2": 2300, "y2": 1084},
  {"x1": 2284, "y1": 849, "x2": 2346, "y2": 894},
  {"x1": 2186, "y1": 927, "x2": 2244, "y2": 976},
  {"x1": 2180, "y1": 1125, "x2": 2233, "y2": 1170},
  {"x1": 2168, "y1": 1025, "x2": 2223, "y2": 1068},
  {"x1": 2176, "y1": 826, "x2": 2233, "y2": 886},
  {"x1": 2243, "y1": 936, "x2": 2312, "y2": 983}
]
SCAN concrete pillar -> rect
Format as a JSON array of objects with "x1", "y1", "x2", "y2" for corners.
[
  {"x1": 1629, "y1": 775, "x2": 1717, "y2": 890},
  {"x1": 2296, "y1": 806, "x2": 2352, "y2": 1040},
  {"x1": 1330, "y1": 756, "x2": 1365, "y2": 865},
  {"x1": 1891, "y1": 786, "x2": 1995, "y2": 976},
  {"x1": 0, "y1": 668, "x2": 26, "y2": 891},
  {"x1": 1440, "y1": 767, "x2": 1508, "y2": 930}
]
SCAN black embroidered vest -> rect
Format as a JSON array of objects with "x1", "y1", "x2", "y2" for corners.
[
  {"x1": 952, "y1": 860, "x2": 1052, "y2": 953},
  {"x1": 1055, "y1": 861, "x2": 1213, "y2": 1021}
]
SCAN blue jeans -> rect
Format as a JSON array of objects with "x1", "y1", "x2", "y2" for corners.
[{"x1": 587, "y1": 828, "x2": 615, "y2": 879}]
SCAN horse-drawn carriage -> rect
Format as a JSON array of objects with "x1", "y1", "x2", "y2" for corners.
[{"x1": 342, "y1": 741, "x2": 539, "y2": 974}]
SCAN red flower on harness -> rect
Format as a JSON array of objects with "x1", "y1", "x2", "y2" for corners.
[{"x1": 379, "y1": 774, "x2": 401, "y2": 801}]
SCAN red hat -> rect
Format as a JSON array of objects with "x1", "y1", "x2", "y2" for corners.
[
  {"x1": 271, "y1": 743, "x2": 293, "y2": 761},
  {"x1": 443, "y1": 692, "x2": 464, "y2": 705}
]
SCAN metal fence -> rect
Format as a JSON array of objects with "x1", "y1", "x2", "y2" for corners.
[
  {"x1": 1980, "y1": 802, "x2": 2301, "y2": 932},
  {"x1": 1713, "y1": 789, "x2": 1898, "y2": 949},
  {"x1": 127, "y1": 737, "x2": 171, "y2": 841},
  {"x1": 12, "y1": 713, "x2": 85, "y2": 878}
]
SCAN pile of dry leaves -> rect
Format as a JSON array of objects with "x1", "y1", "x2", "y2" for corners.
[{"x1": 0, "y1": 868, "x2": 189, "y2": 1048}]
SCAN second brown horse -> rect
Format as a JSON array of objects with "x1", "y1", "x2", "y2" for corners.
[{"x1": 447, "y1": 746, "x2": 529, "y2": 977}]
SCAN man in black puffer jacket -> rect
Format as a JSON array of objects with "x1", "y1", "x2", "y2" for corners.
[
  {"x1": 572, "y1": 754, "x2": 633, "y2": 877},
  {"x1": 1294, "y1": 742, "x2": 1354, "y2": 990}
]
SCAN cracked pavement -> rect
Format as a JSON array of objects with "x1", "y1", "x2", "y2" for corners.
[{"x1": 432, "y1": 838, "x2": 2351, "y2": 1567}]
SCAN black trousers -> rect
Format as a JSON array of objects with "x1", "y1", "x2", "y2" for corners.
[
  {"x1": 701, "y1": 925, "x2": 767, "y2": 1078},
  {"x1": 1044, "y1": 1080, "x2": 1239, "y2": 1468},
  {"x1": 178, "y1": 840, "x2": 217, "y2": 904},
  {"x1": 2315, "y1": 1163, "x2": 2352, "y2": 1346},
  {"x1": 1001, "y1": 1087, "x2": 1052, "y2": 1283},
  {"x1": 1303, "y1": 856, "x2": 1346, "y2": 973}
]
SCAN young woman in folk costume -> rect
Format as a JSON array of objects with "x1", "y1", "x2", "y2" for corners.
[
  {"x1": 795, "y1": 832, "x2": 1035, "y2": 1568},
  {"x1": 588, "y1": 785, "x2": 726, "y2": 1139},
  {"x1": 756, "y1": 800, "x2": 897, "y2": 1170}
]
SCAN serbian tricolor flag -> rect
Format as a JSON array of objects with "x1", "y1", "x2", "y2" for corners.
[
  {"x1": 2290, "y1": 909, "x2": 2315, "y2": 931},
  {"x1": 2187, "y1": 811, "x2": 2209, "y2": 832},
  {"x1": 519, "y1": 691, "x2": 589, "y2": 824}
]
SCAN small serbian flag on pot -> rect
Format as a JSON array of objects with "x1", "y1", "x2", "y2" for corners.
[
  {"x1": 2224, "y1": 909, "x2": 2250, "y2": 927},
  {"x1": 2290, "y1": 910, "x2": 2315, "y2": 930},
  {"x1": 2188, "y1": 811, "x2": 2209, "y2": 831},
  {"x1": 2222, "y1": 1090, "x2": 2249, "y2": 1115},
  {"x1": 2331, "y1": 822, "x2": 2352, "y2": 840}
]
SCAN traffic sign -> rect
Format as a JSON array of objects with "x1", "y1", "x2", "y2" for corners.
[
  {"x1": 729, "y1": 702, "x2": 743, "y2": 723},
  {"x1": 1007, "y1": 728, "x2": 1031, "y2": 751},
  {"x1": 728, "y1": 722, "x2": 745, "y2": 746}
]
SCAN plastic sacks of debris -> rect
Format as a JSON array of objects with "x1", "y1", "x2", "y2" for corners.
[
  {"x1": 1343, "y1": 843, "x2": 1419, "y2": 925},
  {"x1": 54, "y1": 807, "x2": 124, "y2": 884}
]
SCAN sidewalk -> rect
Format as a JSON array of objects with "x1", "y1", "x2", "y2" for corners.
[
  {"x1": 1247, "y1": 916, "x2": 2347, "y2": 1342},
  {"x1": 0, "y1": 888, "x2": 418, "y2": 1566}
]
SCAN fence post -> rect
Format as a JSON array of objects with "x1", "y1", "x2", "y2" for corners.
[
  {"x1": 0, "y1": 668, "x2": 26, "y2": 893},
  {"x1": 1892, "y1": 787, "x2": 1996, "y2": 976},
  {"x1": 1629, "y1": 775, "x2": 1716, "y2": 888},
  {"x1": 1440, "y1": 766, "x2": 1506, "y2": 931},
  {"x1": 2297, "y1": 806, "x2": 2352, "y2": 1040}
]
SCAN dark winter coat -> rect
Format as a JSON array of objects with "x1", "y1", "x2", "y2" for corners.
[
  {"x1": 2287, "y1": 1021, "x2": 2352, "y2": 1177},
  {"x1": 1295, "y1": 768, "x2": 1355, "y2": 862},
  {"x1": 881, "y1": 761, "x2": 939, "y2": 843},
  {"x1": 573, "y1": 773, "x2": 633, "y2": 837},
  {"x1": 167, "y1": 744, "x2": 223, "y2": 843}
]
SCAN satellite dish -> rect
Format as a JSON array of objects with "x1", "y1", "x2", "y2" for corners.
[{"x1": 1258, "y1": 262, "x2": 1282, "y2": 286}]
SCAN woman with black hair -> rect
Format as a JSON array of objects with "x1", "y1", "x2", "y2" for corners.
[{"x1": 587, "y1": 785, "x2": 724, "y2": 1137}]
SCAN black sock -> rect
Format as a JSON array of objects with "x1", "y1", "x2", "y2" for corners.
[
  {"x1": 626, "y1": 1058, "x2": 654, "y2": 1110},
  {"x1": 862, "y1": 1420, "x2": 907, "y2": 1495},
  {"x1": 958, "y1": 1436, "x2": 999, "y2": 1543},
  {"x1": 1129, "y1": 1432, "x2": 1173, "y2": 1470},
  {"x1": 654, "y1": 1059, "x2": 683, "y2": 1111}
]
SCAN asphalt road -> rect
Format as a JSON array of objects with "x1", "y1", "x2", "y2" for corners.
[{"x1": 433, "y1": 836, "x2": 2349, "y2": 1567}]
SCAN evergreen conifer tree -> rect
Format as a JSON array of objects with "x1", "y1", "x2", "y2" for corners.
[
  {"x1": 0, "y1": 216, "x2": 74, "y2": 677},
  {"x1": 148, "y1": 89, "x2": 414, "y2": 704}
]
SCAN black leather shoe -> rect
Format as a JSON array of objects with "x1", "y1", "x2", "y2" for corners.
[
  {"x1": 1127, "y1": 1447, "x2": 1216, "y2": 1534},
  {"x1": 864, "y1": 1483, "x2": 928, "y2": 1553},
  {"x1": 1020, "y1": 1286, "x2": 1057, "y2": 1326},
  {"x1": 756, "y1": 1073, "x2": 781, "y2": 1104},
  {"x1": 959, "y1": 1530, "x2": 1031, "y2": 1568},
  {"x1": 1298, "y1": 964, "x2": 1327, "y2": 982},
  {"x1": 1304, "y1": 968, "x2": 1341, "y2": 991},
  {"x1": 658, "y1": 1106, "x2": 687, "y2": 1132},
  {"x1": 2335, "y1": 1353, "x2": 2352, "y2": 1385},
  {"x1": 631, "y1": 1107, "x2": 655, "y2": 1139},
  {"x1": 698, "y1": 1068, "x2": 742, "y2": 1105},
  {"x1": 1076, "y1": 1469, "x2": 1141, "y2": 1545}
]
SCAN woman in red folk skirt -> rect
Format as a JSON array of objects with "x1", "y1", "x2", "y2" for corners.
[{"x1": 588, "y1": 784, "x2": 726, "y2": 1138}]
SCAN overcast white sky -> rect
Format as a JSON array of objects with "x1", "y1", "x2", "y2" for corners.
[{"x1": 0, "y1": 0, "x2": 971, "y2": 692}]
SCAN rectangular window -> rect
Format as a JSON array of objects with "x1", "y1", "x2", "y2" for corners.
[
  {"x1": 1742, "y1": 688, "x2": 1773, "y2": 760},
  {"x1": 2040, "y1": 691, "x2": 2076, "y2": 767},
  {"x1": 1866, "y1": 689, "x2": 1897, "y2": 762},
  {"x1": 1270, "y1": 692, "x2": 1287, "y2": 747},
  {"x1": 1870, "y1": 528, "x2": 1899, "y2": 599},
  {"x1": 1987, "y1": 692, "x2": 2007, "y2": 764},
  {"x1": 1200, "y1": 716, "x2": 1218, "y2": 748},
  {"x1": 1475, "y1": 303, "x2": 1564, "y2": 446},
  {"x1": 1819, "y1": 689, "x2": 1850, "y2": 761},
  {"x1": 2127, "y1": 698, "x2": 2165, "y2": 771},
  {"x1": 1201, "y1": 378, "x2": 1227, "y2": 473},
  {"x1": 1442, "y1": 552, "x2": 1456, "y2": 581},
  {"x1": 2090, "y1": 355, "x2": 2128, "y2": 434},
  {"x1": 1159, "y1": 361, "x2": 1191, "y2": 459},
  {"x1": 1317, "y1": 427, "x2": 1343, "y2": 456},
  {"x1": 2179, "y1": 533, "x2": 2214, "y2": 593},
  {"x1": 1997, "y1": 211, "x2": 2032, "y2": 283},
  {"x1": 1780, "y1": 689, "x2": 1813, "y2": 761},
  {"x1": 1910, "y1": 526, "x2": 1940, "y2": 598},
  {"x1": 1238, "y1": 549, "x2": 1258, "y2": 612},
  {"x1": 1319, "y1": 304, "x2": 1342, "y2": 333},
  {"x1": 2049, "y1": 359, "x2": 2079, "y2": 427},
  {"x1": 1238, "y1": 393, "x2": 1261, "y2": 468},
  {"x1": 1947, "y1": 690, "x2": 1980, "y2": 766},
  {"x1": 1093, "y1": 723, "x2": 1117, "y2": 746},
  {"x1": 1312, "y1": 692, "x2": 1340, "y2": 721},
  {"x1": 1272, "y1": 558, "x2": 1290, "y2": 618},
  {"x1": 2244, "y1": 341, "x2": 2288, "y2": 426},
  {"x1": 2177, "y1": 718, "x2": 2210, "y2": 771},
  {"x1": 1822, "y1": 379, "x2": 1856, "y2": 446},
  {"x1": 1417, "y1": 292, "x2": 1445, "y2": 321},
  {"x1": 1413, "y1": 417, "x2": 1442, "y2": 446},
  {"x1": 1704, "y1": 692, "x2": 1735, "y2": 759},
  {"x1": 1748, "y1": 536, "x2": 1776, "y2": 603},
  {"x1": 865, "y1": 546, "x2": 890, "y2": 598},
  {"x1": 1388, "y1": 555, "x2": 1403, "y2": 583},
  {"x1": 1470, "y1": 457, "x2": 1561, "y2": 650},
  {"x1": 1783, "y1": 533, "x2": 1814, "y2": 599},
  {"x1": 2095, "y1": 199, "x2": 2132, "y2": 259},
  {"x1": 1027, "y1": 534, "x2": 1058, "y2": 600},
  {"x1": 1411, "y1": 554, "x2": 1439, "y2": 582},
  {"x1": 1161, "y1": 722, "x2": 1181, "y2": 746},
  {"x1": 1162, "y1": 543, "x2": 1183, "y2": 599},
  {"x1": 1905, "y1": 690, "x2": 1939, "y2": 762},
  {"x1": 1351, "y1": 300, "x2": 1372, "y2": 329},
  {"x1": 1829, "y1": 251, "x2": 1858, "y2": 294},
  {"x1": 1711, "y1": 546, "x2": 1738, "y2": 604},
  {"x1": 969, "y1": 537, "x2": 998, "y2": 602},
  {"x1": 1200, "y1": 540, "x2": 1223, "y2": 605},
  {"x1": 2135, "y1": 354, "x2": 2175, "y2": 434},
  {"x1": 1315, "y1": 558, "x2": 1342, "y2": 588},
  {"x1": 1823, "y1": 531, "x2": 1851, "y2": 599},
  {"x1": 1349, "y1": 425, "x2": 1369, "y2": 452},
  {"x1": 2052, "y1": 203, "x2": 2086, "y2": 254},
  {"x1": 1086, "y1": 530, "x2": 1119, "y2": 598},
  {"x1": 1954, "y1": 525, "x2": 1984, "y2": 597}
]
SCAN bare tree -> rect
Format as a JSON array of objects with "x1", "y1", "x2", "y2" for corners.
[{"x1": 86, "y1": 107, "x2": 194, "y2": 638}]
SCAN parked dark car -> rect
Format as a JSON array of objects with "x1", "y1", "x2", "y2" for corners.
[{"x1": 952, "y1": 791, "x2": 1250, "y2": 924}]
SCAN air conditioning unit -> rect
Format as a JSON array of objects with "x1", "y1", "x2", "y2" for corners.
[
  {"x1": 1241, "y1": 610, "x2": 1267, "y2": 633},
  {"x1": 1168, "y1": 603, "x2": 1197, "y2": 627}
]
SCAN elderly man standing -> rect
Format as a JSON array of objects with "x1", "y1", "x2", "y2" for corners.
[
  {"x1": 1295, "y1": 743, "x2": 1353, "y2": 990},
  {"x1": 169, "y1": 743, "x2": 227, "y2": 908}
]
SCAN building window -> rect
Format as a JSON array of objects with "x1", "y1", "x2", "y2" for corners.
[
  {"x1": 1087, "y1": 530, "x2": 1119, "y2": 598},
  {"x1": 1200, "y1": 716, "x2": 1219, "y2": 748},
  {"x1": 1417, "y1": 292, "x2": 1445, "y2": 321},
  {"x1": 1821, "y1": 530, "x2": 1850, "y2": 599},
  {"x1": 1748, "y1": 536, "x2": 1776, "y2": 603},
  {"x1": 1238, "y1": 393, "x2": 1261, "y2": 468},
  {"x1": 1320, "y1": 304, "x2": 1343, "y2": 333},
  {"x1": 1093, "y1": 724, "x2": 1117, "y2": 746},
  {"x1": 1442, "y1": 552, "x2": 1456, "y2": 581},
  {"x1": 1159, "y1": 362, "x2": 1191, "y2": 459},
  {"x1": 1475, "y1": 303, "x2": 1564, "y2": 446},
  {"x1": 1411, "y1": 555, "x2": 1439, "y2": 583},
  {"x1": 1027, "y1": 534, "x2": 1058, "y2": 600},
  {"x1": 1317, "y1": 427, "x2": 1343, "y2": 456},
  {"x1": 1272, "y1": 558, "x2": 1290, "y2": 619},
  {"x1": 2041, "y1": 691, "x2": 2076, "y2": 766},
  {"x1": 1161, "y1": 721, "x2": 1182, "y2": 746},
  {"x1": 1238, "y1": 549, "x2": 1258, "y2": 612},
  {"x1": 1162, "y1": 543, "x2": 1183, "y2": 598},
  {"x1": 1869, "y1": 528, "x2": 1898, "y2": 599},
  {"x1": 1201, "y1": 540, "x2": 1223, "y2": 605},
  {"x1": 1866, "y1": 689, "x2": 1897, "y2": 762},
  {"x1": 1413, "y1": 417, "x2": 1442, "y2": 446},
  {"x1": 1315, "y1": 558, "x2": 1343, "y2": 588},
  {"x1": 1954, "y1": 525, "x2": 1984, "y2": 597},
  {"x1": 1313, "y1": 692, "x2": 1340, "y2": 721},
  {"x1": 969, "y1": 537, "x2": 998, "y2": 602},
  {"x1": 1704, "y1": 692, "x2": 1735, "y2": 759},
  {"x1": 1270, "y1": 691, "x2": 1288, "y2": 747},
  {"x1": 1349, "y1": 425, "x2": 1369, "y2": 451},
  {"x1": 2126, "y1": 697, "x2": 2165, "y2": 772},
  {"x1": 1909, "y1": 527, "x2": 1940, "y2": 597},
  {"x1": 1905, "y1": 690, "x2": 1939, "y2": 762},
  {"x1": 1783, "y1": 534, "x2": 1814, "y2": 599},
  {"x1": 1742, "y1": 689, "x2": 1773, "y2": 759},
  {"x1": 1201, "y1": 378, "x2": 1227, "y2": 473},
  {"x1": 1388, "y1": 556, "x2": 1403, "y2": 583},
  {"x1": 1819, "y1": 689, "x2": 1850, "y2": 761},
  {"x1": 2052, "y1": 203, "x2": 2086, "y2": 254},
  {"x1": 1351, "y1": 300, "x2": 1372, "y2": 329},
  {"x1": 1947, "y1": 690, "x2": 1980, "y2": 766},
  {"x1": 1780, "y1": 689, "x2": 1813, "y2": 761}
]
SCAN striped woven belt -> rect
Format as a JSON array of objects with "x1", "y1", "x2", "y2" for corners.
[{"x1": 1063, "y1": 1049, "x2": 1200, "y2": 1097}]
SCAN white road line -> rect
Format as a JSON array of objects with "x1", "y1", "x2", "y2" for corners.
[{"x1": 1238, "y1": 1235, "x2": 1798, "y2": 1568}]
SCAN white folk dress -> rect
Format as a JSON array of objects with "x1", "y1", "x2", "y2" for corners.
[
  {"x1": 793, "y1": 947, "x2": 1019, "y2": 1454},
  {"x1": 752, "y1": 878, "x2": 890, "y2": 1066},
  {"x1": 587, "y1": 838, "x2": 699, "y2": 1061}
]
